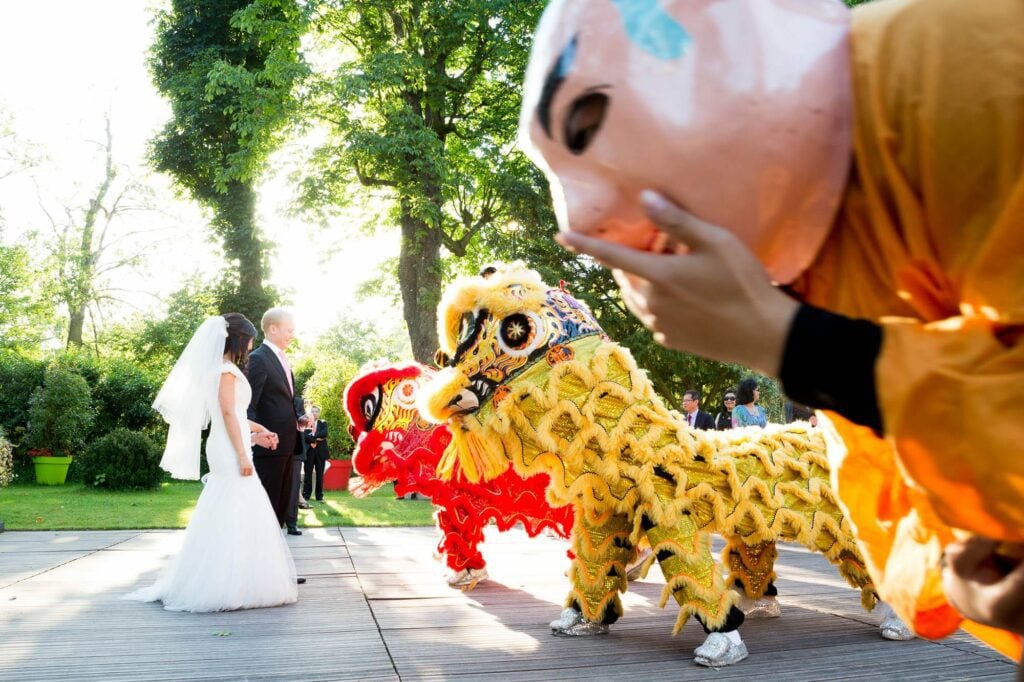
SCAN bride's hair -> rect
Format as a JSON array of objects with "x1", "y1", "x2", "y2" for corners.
[{"x1": 223, "y1": 313, "x2": 257, "y2": 368}]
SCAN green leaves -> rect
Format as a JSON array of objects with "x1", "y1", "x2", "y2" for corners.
[
  {"x1": 151, "y1": 0, "x2": 310, "y2": 316},
  {"x1": 0, "y1": 240, "x2": 50, "y2": 350},
  {"x1": 152, "y1": 0, "x2": 310, "y2": 196},
  {"x1": 299, "y1": 0, "x2": 549, "y2": 360}
]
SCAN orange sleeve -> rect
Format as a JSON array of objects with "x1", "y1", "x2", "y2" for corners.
[{"x1": 878, "y1": 318, "x2": 1024, "y2": 542}]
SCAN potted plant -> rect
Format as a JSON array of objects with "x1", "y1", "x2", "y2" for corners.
[{"x1": 27, "y1": 365, "x2": 94, "y2": 485}]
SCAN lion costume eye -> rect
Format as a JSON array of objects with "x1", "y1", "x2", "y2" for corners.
[
  {"x1": 360, "y1": 385, "x2": 383, "y2": 430},
  {"x1": 459, "y1": 312, "x2": 476, "y2": 344},
  {"x1": 498, "y1": 312, "x2": 545, "y2": 357}
]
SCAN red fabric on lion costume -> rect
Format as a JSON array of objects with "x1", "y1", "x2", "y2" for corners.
[{"x1": 343, "y1": 361, "x2": 574, "y2": 588}]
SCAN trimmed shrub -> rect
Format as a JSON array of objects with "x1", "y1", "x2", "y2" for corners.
[
  {"x1": 27, "y1": 365, "x2": 94, "y2": 458},
  {"x1": 79, "y1": 428, "x2": 163, "y2": 490},
  {"x1": 0, "y1": 351, "x2": 46, "y2": 481},
  {"x1": 92, "y1": 360, "x2": 163, "y2": 437},
  {"x1": 0, "y1": 429, "x2": 13, "y2": 488},
  {"x1": 302, "y1": 355, "x2": 359, "y2": 459},
  {"x1": 0, "y1": 350, "x2": 46, "y2": 445}
]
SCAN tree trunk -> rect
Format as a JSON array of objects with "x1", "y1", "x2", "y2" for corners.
[
  {"x1": 66, "y1": 310, "x2": 85, "y2": 349},
  {"x1": 216, "y1": 181, "x2": 269, "y2": 323},
  {"x1": 65, "y1": 120, "x2": 114, "y2": 348},
  {"x1": 398, "y1": 199, "x2": 442, "y2": 364}
]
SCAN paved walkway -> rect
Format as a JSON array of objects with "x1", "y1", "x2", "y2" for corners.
[{"x1": 0, "y1": 526, "x2": 1016, "y2": 681}]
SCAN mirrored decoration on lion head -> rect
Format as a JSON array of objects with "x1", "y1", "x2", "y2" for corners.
[{"x1": 519, "y1": 0, "x2": 852, "y2": 283}]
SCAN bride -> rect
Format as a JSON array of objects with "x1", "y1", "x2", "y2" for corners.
[{"x1": 126, "y1": 313, "x2": 298, "y2": 612}]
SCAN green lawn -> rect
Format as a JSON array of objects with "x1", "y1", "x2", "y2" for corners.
[{"x1": 0, "y1": 480, "x2": 436, "y2": 530}]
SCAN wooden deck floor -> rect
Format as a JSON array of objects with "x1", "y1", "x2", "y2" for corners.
[{"x1": 0, "y1": 526, "x2": 1016, "y2": 681}]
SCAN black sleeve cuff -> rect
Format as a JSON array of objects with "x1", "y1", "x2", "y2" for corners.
[{"x1": 779, "y1": 304, "x2": 884, "y2": 434}]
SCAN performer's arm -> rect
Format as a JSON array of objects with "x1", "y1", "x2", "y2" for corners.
[{"x1": 779, "y1": 304, "x2": 883, "y2": 433}]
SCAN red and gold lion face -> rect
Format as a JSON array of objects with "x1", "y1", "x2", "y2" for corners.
[{"x1": 343, "y1": 362, "x2": 451, "y2": 496}]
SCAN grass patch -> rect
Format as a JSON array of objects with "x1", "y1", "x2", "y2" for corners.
[{"x1": 0, "y1": 480, "x2": 435, "y2": 530}]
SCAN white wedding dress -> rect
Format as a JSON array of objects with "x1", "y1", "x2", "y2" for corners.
[{"x1": 126, "y1": 362, "x2": 297, "y2": 612}]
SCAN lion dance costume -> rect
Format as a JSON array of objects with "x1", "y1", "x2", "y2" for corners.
[
  {"x1": 419, "y1": 264, "x2": 894, "y2": 667},
  {"x1": 344, "y1": 361, "x2": 573, "y2": 589}
]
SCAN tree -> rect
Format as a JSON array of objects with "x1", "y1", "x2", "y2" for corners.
[
  {"x1": 0, "y1": 235, "x2": 49, "y2": 350},
  {"x1": 0, "y1": 106, "x2": 49, "y2": 348},
  {"x1": 312, "y1": 309, "x2": 411, "y2": 368},
  {"x1": 36, "y1": 116, "x2": 162, "y2": 348},
  {"x1": 103, "y1": 277, "x2": 221, "y2": 374},
  {"x1": 150, "y1": 0, "x2": 308, "y2": 322},
  {"x1": 0, "y1": 105, "x2": 41, "y2": 194},
  {"x1": 302, "y1": 0, "x2": 548, "y2": 362}
]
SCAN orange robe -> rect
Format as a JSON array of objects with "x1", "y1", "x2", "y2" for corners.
[{"x1": 788, "y1": 0, "x2": 1024, "y2": 658}]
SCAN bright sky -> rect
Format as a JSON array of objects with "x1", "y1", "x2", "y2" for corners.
[{"x1": 0, "y1": 1, "x2": 404, "y2": 343}]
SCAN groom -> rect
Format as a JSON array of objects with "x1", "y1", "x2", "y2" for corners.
[{"x1": 247, "y1": 308, "x2": 307, "y2": 536}]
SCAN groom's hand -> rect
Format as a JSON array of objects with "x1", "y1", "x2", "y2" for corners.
[{"x1": 254, "y1": 431, "x2": 278, "y2": 450}]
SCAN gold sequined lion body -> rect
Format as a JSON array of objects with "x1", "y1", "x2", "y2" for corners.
[{"x1": 419, "y1": 265, "x2": 877, "y2": 642}]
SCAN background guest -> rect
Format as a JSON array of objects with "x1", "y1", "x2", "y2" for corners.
[
  {"x1": 785, "y1": 400, "x2": 818, "y2": 427},
  {"x1": 284, "y1": 397, "x2": 310, "y2": 535},
  {"x1": 681, "y1": 388, "x2": 715, "y2": 430},
  {"x1": 714, "y1": 389, "x2": 737, "y2": 430},
  {"x1": 303, "y1": 406, "x2": 329, "y2": 503},
  {"x1": 732, "y1": 378, "x2": 767, "y2": 428}
]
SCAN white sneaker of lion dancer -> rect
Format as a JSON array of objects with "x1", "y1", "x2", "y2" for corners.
[
  {"x1": 878, "y1": 602, "x2": 916, "y2": 641},
  {"x1": 549, "y1": 607, "x2": 609, "y2": 636},
  {"x1": 694, "y1": 631, "x2": 749, "y2": 667}
]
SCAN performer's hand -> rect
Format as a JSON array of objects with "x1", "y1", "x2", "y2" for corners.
[
  {"x1": 942, "y1": 536, "x2": 1024, "y2": 635},
  {"x1": 556, "y1": 190, "x2": 800, "y2": 376}
]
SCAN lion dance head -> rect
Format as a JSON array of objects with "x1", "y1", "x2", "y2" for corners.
[
  {"x1": 343, "y1": 361, "x2": 451, "y2": 497},
  {"x1": 419, "y1": 263, "x2": 604, "y2": 481}
]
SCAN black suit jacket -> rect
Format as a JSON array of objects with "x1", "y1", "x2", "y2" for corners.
[
  {"x1": 303, "y1": 420, "x2": 330, "y2": 461},
  {"x1": 686, "y1": 410, "x2": 716, "y2": 430},
  {"x1": 246, "y1": 343, "x2": 305, "y2": 458}
]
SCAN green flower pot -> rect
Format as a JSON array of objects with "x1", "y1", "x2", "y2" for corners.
[{"x1": 33, "y1": 455, "x2": 73, "y2": 485}]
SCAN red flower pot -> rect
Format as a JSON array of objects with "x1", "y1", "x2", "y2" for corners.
[{"x1": 322, "y1": 459, "x2": 353, "y2": 491}]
